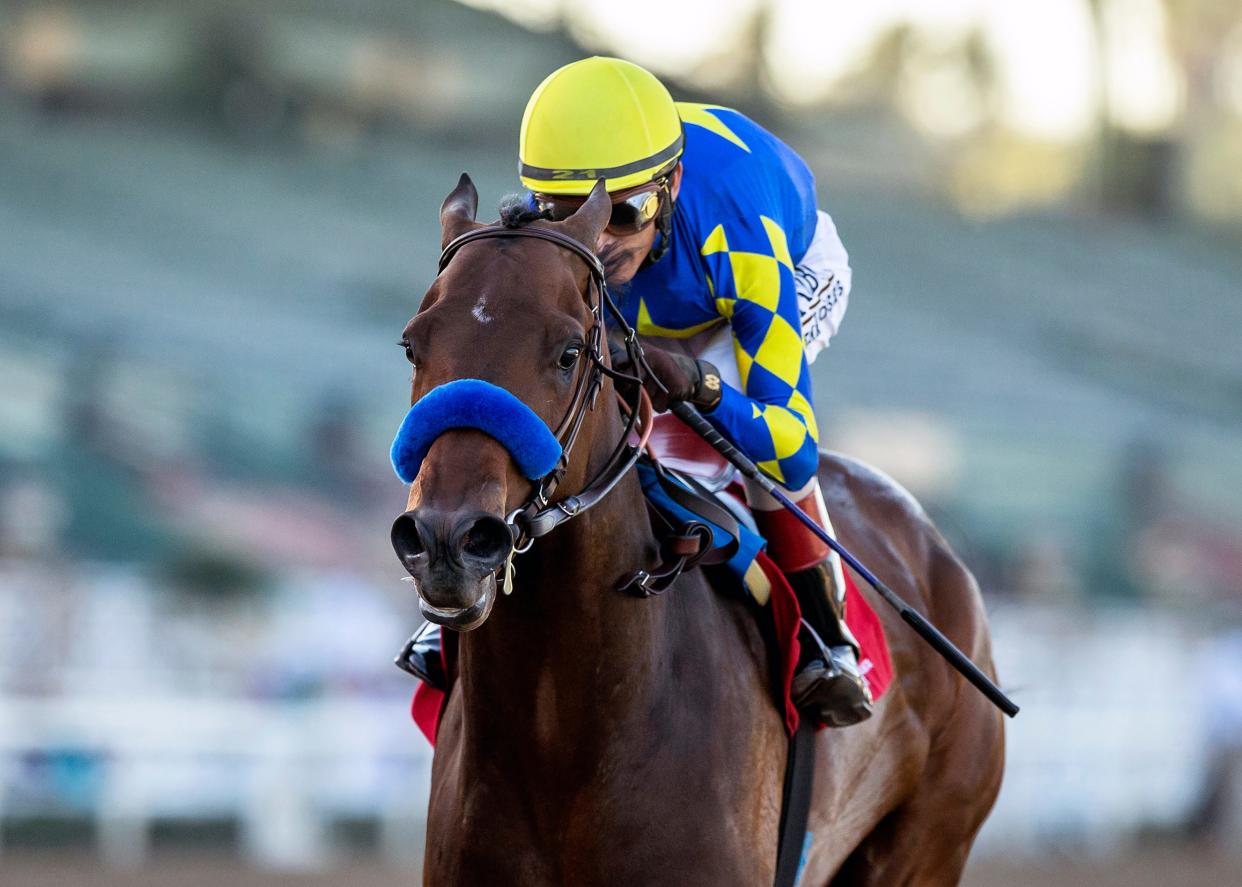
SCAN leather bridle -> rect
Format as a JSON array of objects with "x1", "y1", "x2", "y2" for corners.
[{"x1": 435, "y1": 223, "x2": 657, "y2": 554}]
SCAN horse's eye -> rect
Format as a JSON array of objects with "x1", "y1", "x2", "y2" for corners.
[
  {"x1": 398, "y1": 339, "x2": 417, "y2": 365},
  {"x1": 558, "y1": 344, "x2": 582, "y2": 371}
]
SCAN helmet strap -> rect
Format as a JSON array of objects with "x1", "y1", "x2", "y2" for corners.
[{"x1": 641, "y1": 180, "x2": 676, "y2": 268}]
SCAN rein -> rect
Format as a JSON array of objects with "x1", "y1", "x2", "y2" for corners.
[{"x1": 436, "y1": 224, "x2": 656, "y2": 556}]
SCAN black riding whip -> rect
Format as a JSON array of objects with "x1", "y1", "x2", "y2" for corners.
[{"x1": 670, "y1": 402, "x2": 1019, "y2": 718}]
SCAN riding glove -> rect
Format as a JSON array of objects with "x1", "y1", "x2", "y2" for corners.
[{"x1": 609, "y1": 337, "x2": 723, "y2": 413}]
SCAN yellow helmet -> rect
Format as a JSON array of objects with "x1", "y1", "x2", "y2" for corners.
[{"x1": 519, "y1": 57, "x2": 683, "y2": 196}]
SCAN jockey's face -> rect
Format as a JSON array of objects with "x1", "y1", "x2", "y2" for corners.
[{"x1": 597, "y1": 164, "x2": 682, "y2": 288}]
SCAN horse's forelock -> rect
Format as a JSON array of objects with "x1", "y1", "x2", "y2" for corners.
[{"x1": 498, "y1": 193, "x2": 550, "y2": 229}]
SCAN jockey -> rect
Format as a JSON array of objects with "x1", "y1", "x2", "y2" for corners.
[{"x1": 404, "y1": 57, "x2": 871, "y2": 728}]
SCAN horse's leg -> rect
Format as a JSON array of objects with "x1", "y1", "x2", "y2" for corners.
[
  {"x1": 801, "y1": 454, "x2": 1004, "y2": 886},
  {"x1": 828, "y1": 679, "x2": 1004, "y2": 886},
  {"x1": 826, "y1": 537, "x2": 1005, "y2": 887},
  {"x1": 828, "y1": 789, "x2": 981, "y2": 885}
]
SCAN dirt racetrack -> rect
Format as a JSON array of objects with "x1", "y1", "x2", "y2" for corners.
[{"x1": 3, "y1": 848, "x2": 1239, "y2": 886}]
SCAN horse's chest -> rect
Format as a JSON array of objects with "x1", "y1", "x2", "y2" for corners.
[
  {"x1": 429, "y1": 824, "x2": 770, "y2": 887},
  {"x1": 427, "y1": 760, "x2": 775, "y2": 887}
]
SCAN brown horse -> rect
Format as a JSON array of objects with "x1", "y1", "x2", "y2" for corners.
[{"x1": 392, "y1": 175, "x2": 1004, "y2": 886}]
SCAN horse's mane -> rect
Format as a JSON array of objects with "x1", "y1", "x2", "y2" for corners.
[{"x1": 498, "y1": 192, "x2": 551, "y2": 229}]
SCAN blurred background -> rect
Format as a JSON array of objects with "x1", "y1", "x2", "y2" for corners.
[{"x1": 1, "y1": 0, "x2": 1240, "y2": 884}]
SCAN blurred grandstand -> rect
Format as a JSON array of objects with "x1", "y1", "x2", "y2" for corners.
[{"x1": 1, "y1": 0, "x2": 1241, "y2": 882}]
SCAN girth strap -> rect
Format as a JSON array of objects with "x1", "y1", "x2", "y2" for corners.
[{"x1": 774, "y1": 718, "x2": 817, "y2": 887}]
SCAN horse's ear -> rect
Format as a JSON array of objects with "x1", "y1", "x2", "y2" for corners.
[
  {"x1": 440, "y1": 173, "x2": 480, "y2": 248},
  {"x1": 557, "y1": 179, "x2": 611, "y2": 248}
]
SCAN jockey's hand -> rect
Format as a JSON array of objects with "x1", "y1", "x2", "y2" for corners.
[{"x1": 609, "y1": 335, "x2": 723, "y2": 413}]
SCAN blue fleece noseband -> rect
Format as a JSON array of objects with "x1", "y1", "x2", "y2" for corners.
[{"x1": 390, "y1": 379, "x2": 563, "y2": 483}]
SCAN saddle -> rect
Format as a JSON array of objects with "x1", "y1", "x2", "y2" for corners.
[
  {"x1": 646, "y1": 413, "x2": 733, "y2": 489},
  {"x1": 636, "y1": 413, "x2": 801, "y2": 604},
  {"x1": 641, "y1": 414, "x2": 892, "y2": 728}
]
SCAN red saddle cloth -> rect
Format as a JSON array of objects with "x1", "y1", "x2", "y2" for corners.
[{"x1": 410, "y1": 418, "x2": 895, "y2": 744}]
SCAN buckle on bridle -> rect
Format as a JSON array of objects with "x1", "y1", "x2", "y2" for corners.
[
  {"x1": 625, "y1": 569, "x2": 656, "y2": 597},
  {"x1": 505, "y1": 507, "x2": 536, "y2": 554}
]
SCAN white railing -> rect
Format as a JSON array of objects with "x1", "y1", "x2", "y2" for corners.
[
  {"x1": 0, "y1": 693, "x2": 432, "y2": 868},
  {"x1": 976, "y1": 605, "x2": 1213, "y2": 854}
]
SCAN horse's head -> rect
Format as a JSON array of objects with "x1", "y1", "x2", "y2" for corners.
[{"x1": 391, "y1": 174, "x2": 615, "y2": 630}]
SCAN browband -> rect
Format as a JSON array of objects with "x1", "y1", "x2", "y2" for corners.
[{"x1": 439, "y1": 225, "x2": 605, "y2": 282}]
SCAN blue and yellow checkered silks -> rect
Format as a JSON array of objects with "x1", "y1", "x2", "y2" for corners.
[{"x1": 621, "y1": 104, "x2": 823, "y2": 490}]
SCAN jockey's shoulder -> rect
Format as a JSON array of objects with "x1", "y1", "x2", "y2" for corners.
[
  {"x1": 677, "y1": 104, "x2": 810, "y2": 182},
  {"x1": 672, "y1": 104, "x2": 817, "y2": 252},
  {"x1": 676, "y1": 103, "x2": 787, "y2": 161}
]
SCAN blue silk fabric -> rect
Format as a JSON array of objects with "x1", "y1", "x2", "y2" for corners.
[{"x1": 390, "y1": 379, "x2": 563, "y2": 483}]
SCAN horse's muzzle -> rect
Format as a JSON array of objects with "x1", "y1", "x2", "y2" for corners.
[{"x1": 391, "y1": 509, "x2": 513, "y2": 630}]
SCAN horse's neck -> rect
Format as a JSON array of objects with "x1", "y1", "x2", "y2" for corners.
[
  {"x1": 454, "y1": 467, "x2": 690, "y2": 755},
  {"x1": 445, "y1": 448, "x2": 786, "y2": 870}
]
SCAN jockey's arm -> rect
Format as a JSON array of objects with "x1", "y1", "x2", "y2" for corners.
[{"x1": 700, "y1": 217, "x2": 821, "y2": 492}]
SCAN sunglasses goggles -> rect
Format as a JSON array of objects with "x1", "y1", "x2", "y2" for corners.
[{"x1": 537, "y1": 179, "x2": 669, "y2": 236}]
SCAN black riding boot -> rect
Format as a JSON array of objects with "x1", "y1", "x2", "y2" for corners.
[
  {"x1": 395, "y1": 622, "x2": 446, "y2": 691},
  {"x1": 787, "y1": 560, "x2": 873, "y2": 727}
]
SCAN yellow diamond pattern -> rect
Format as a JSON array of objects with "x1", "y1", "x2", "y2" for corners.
[
  {"x1": 728, "y1": 252, "x2": 781, "y2": 312},
  {"x1": 786, "y1": 389, "x2": 819, "y2": 443},
  {"x1": 701, "y1": 223, "x2": 729, "y2": 256},
  {"x1": 734, "y1": 340, "x2": 755, "y2": 388},
  {"x1": 758, "y1": 459, "x2": 785, "y2": 483},
  {"x1": 637, "y1": 298, "x2": 719, "y2": 339},
  {"x1": 677, "y1": 103, "x2": 751, "y2": 153},
  {"x1": 761, "y1": 216, "x2": 793, "y2": 270},
  {"x1": 751, "y1": 313, "x2": 803, "y2": 386},
  {"x1": 764, "y1": 405, "x2": 811, "y2": 459},
  {"x1": 655, "y1": 203, "x2": 818, "y2": 488}
]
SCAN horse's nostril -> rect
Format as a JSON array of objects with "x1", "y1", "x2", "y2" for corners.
[
  {"x1": 391, "y1": 512, "x2": 426, "y2": 564},
  {"x1": 458, "y1": 515, "x2": 512, "y2": 567}
]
